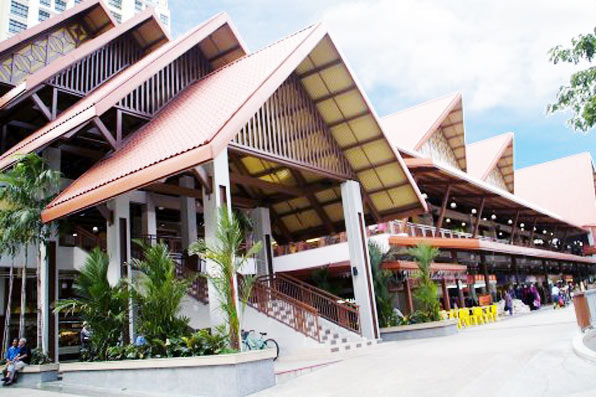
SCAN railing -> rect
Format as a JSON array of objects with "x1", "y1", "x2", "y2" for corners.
[
  {"x1": 259, "y1": 273, "x2": 361, "y2": 335},
  {"x1": 60, "y1": 226, "x2": 106, "y2": 251},
  {"x1": 245, "y1": 277, "x2": 320, "y2": 342},
  {"x1": 175, "y1": 260, "x2": 209, "y2": 304}
]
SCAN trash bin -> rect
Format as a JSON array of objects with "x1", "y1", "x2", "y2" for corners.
[{"x1": 573, "y1": 292, "x2": 591, "y2": 331}]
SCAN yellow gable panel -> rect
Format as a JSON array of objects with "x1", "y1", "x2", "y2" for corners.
[
  {"x1": 308, "y1": 36, "x2": 338, "y2": 66},
  {"x1": 295, "y1": 57, "x2": 315, "y2": 75},
  {"x1": 387, "y1": 185, "x2": 418, "y2": 207},
  {"x1": 357, "y1": 168, "x2": 383, "y2": 191},
  {"x1": 375, "y1": 163, "x2": 405, "y2": 186},
  {"x1": 347, "y1": 116, "x2": 380, "y2": 142},
  {"x1": 331, "y1": 123, "x2": 357, "y2": 147},
  {"x1": 316, "y1": 99, "x2": 343, "y2": 125},
  {"x1": 315, "y1": 188, "x2": 338, "y2": 203},
  {"x1": 319, "y1": 64, "x2": 353, "y2": 93},
  {"x1": 333, "y1": 90, "x2": 367, "y2": 119},
  {"x1": 324, "y1": 201, "x2": 344, "y2": 222},
  {"x1": 301, "y1": 73, "x2": 330, "y2": 101},
  {"x1": 361, "y1": 140, "x2": 394, "y2": 164},
  {"x1": 344, "y1": 147, "x2": 370, "y2": 171}
]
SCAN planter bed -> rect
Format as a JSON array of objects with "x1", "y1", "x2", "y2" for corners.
[
  {"x1": 59, "y1": 350, "x2": 276, "y2": 397},
  {"x1": 14, "y1": 363, "x2": 59, "y2": 388},
  {"x1": 381, "y1": 319, "x2": 459, "y2": 341}
]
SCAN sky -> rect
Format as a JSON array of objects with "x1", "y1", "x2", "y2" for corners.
[{"x1": 169, "y1": 0, "x2": 596, "y2": 169}]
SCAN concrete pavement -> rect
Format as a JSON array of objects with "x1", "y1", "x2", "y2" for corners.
[{"x1": 254, "y1": 307, "x2": 596, "y2": 397}]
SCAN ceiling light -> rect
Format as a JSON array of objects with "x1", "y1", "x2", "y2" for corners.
[
  {"x1": 461, "y1": 222, "x2": 466, "y2": 227},
  {"x1": 450, "y1": 202, "x2": 457, "y2": 209},
  {"x1": 520, "y1": 223, "x2": 525, "y2": 228},
  {"x1": 72, "y1": 233, "x2": 78, "y2": 237},
  {"x1": 508, "y1": 219, "x2": 513, "y2": 225},
  {"x1": 491, "y1": 214, "x2": 497, "y2": 220},
  {"x1": 446, "y1": 218, "x2": 451, "y2": 223},
  {"x1": 498, "y1": 232, "x2": 503, "y2": 236},
  {"x1": 92, "y1": 226, "x2": 99, "y2": 233},
  {"x1": 471, "y1": 208, "x2": 477, "y2": 214},
  {"x1": 158, "y1": 206, "x2": 165, "y2": 211},
  {"x1": 543, "y1": 230, "x2": 547, "y2": 234},
  {"x1": 421, "y1": 193, "x2": 428, "y2": 199},
  {"x1": 550, "y1": 232, "x2": 554, "y2": 236},
  {"x1": 160, "y1": 223, "x2": 165, "y2": 227},
  {"x1": 482, "y1": 217, "x2": 487, "y2": 221}
]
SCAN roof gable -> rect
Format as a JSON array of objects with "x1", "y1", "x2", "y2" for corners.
[
  {"x1": 0, "y1": 12, "x2": 246, "y2": 171},
  {"x1": 0, "y1": 0, "x2": 115, "y2": 88},
  {"x1": 42, "y1": 23, "x2": 426, "y2": 226},
  {"x1": 515, "y1": 152, "x2": 596, "y2": 228},
  {"x1": 466, "y1": 132, "x2": 514, "y2": 192},
  {"x1": 382, "y1": 93, "x2": 466, "y2": 171}
]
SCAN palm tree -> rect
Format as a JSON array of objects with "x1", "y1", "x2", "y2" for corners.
[
  {"x1": 369, "y1": 241, "x2": 395, "y2": 327},
  {"x1": 55, "y1": 248, "x2": 128, "y2": 360},
  {"x1": 188, "y1": 208, "x2": 262, "y2": 350},
  {"x1": 0, "y1": 153, "x2": 62, "y2": 351},
  {"x1": 407, "y1": 243, "x2": 440, "y2": 322},
  {"x1": 130, "y1": 242, "x2": 192, "y2": 341}
]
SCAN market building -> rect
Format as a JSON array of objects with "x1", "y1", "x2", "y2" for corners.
[{"x1": 0, "y1": 0, "x2": 594, "y2": 361}]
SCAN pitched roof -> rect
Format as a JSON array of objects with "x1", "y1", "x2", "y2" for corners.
[
  {"x1": 382, "y1": 93, "x2": 466, "y2": 171},
  {"x1": 0, "y1": 8, "x2": 169, "y2": 110},
  {"x1": 466, "y1": 132, "x2": 514, "y2": 192},
  {"x1": 41, "y1": 23, "x2": 426, "y2": 223},
  {"x1": 515, "y1": 152, "x2": 596, "y2": 228},
  {"x1": 0, "y1": 12, "x2": 246, "y2": 171}
]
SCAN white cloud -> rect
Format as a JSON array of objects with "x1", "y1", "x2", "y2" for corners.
[{"x1": 316, "y1": 0, "x2": 596, "y2": 114}]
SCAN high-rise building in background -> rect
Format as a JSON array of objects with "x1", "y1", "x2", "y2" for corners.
[{"x1": 0, "y1": 0, "x2": 170, "y2": 41}]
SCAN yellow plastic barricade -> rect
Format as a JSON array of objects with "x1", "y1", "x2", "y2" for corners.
[{"x1": 489, "y1": 304, "x2": 498, "y2": 322}]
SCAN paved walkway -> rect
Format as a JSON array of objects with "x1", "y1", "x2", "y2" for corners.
[{"x1": 254, "y1": 307, "x2": 596, "y2": 397}]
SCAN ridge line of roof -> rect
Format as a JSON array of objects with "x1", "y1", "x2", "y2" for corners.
[
  {"x1": 466, "y1": 131, "x2": 514, "y2": 148},
  {"x1": 382, "y1": 91, "x2": 461, "y2": 119},
  {"x1": 413, "y1": 92, "x2": 462, "y2": 151},
  {"x1": 516, "y1": 151, "x2": 594, "y2": 172}
]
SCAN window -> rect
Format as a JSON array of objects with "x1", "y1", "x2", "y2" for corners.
[
  {"x1": 40, "y1": 0, "x2": 51, "y2": 6},
  {"x1": 160, "y1": 14, "x2": 168, "y2": 25},
  {"x1": 8, "y1": 19, "x2": 27, "y2": 34},
  {"x1": 111, "y1": 11, "x2": 121, "y2": 23},
  {"x1": 39, "y1": 9, "x2": 50, "y2": 21},
  {"x1": 10, "y1": 1, "x2": 28, "y2": 18},
  {"x1": 55, "y1": 0, "x2": 66, "y2": 12},
  {"x1": 135, "y1": 0, "x2": 143, "y2": 11},
  {"x1": 109, "y1": 0, "x2": 122, "y2": 9}
]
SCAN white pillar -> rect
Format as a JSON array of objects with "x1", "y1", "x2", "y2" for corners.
[
  {"x1": 141, "y1": 193, "x2": 157, "y2": 238},
  {"x1": 341, "y1": 180, "x2": 380, "y2": 340},
  {"x1": 180, "y1": 176, "x2": 198, "y2": 250},
  {"x1": 201, "y1": 150, "x2": 239, "y2": 342},
  {"x1": 250, "y1": 207, "x2": 272, "y2": 276},
  {"x1": 40, "y1": 147, "x2": 60, "y2": 355},
  {"x1": 106, "y1": 196, "x2": 131, "y2": 286}
]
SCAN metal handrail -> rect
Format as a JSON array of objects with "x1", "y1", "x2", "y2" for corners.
[
  {"x1": 261, "y1": 273, "x2": 361, "y2": 335},
  {"x1": 244, "y1": 276, "x2": 320, "y2": 342}
]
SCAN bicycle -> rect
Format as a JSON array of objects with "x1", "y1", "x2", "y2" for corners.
[{"x1": 241, "y1": 329, "x2": 279, "y2": 360}]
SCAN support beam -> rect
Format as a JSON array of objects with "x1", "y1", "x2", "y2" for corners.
[
  {"x1": 192, "y1": 165, "x2": 211, "y2": 195},
  {"x1": 93, "y1": 117, "x2": 117, "y2": 150},
  {"x1": 251, "y1": 207, "x2": 273, "y2": 276},
  {"x1": 291, "y1": 169, "x2": 335, "y2": 234},
  {"x1": 297, "y1": 59, "x2": 343, "y2": 79},
  {"x1": 529, "y1": 217, "x2": 538, "y2": 247},
  {"x1": 96, "y1": 204, "x2": 113, "y2": 225},
  {"x1": 51, "y1": 87, "x2": 58, "y2": 120},
  {"x1": 31, "y1": 93, "x2": 52, "y2": 121},
  {"x1": 435, "y1": 184, "x2": 452, "y2": 231},
  {"x1": 509, "y1": 210, "x2": 520, "y2": 244},
  {"x1": 472, "y1": 197, "x2": 486, "y2": 238},
  {"x1": 404, "y1": 278, "x2": 414, "y2": 314},
  {"x1": 179, "y1": 176, "x2": 198, "y2": 250},
  {"x1": 441, "y1": 278, "x2": 450, "y2": 310}
]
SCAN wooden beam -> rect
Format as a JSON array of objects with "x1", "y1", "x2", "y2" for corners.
[
  {"x1": 92, "y1": 117, "x2": 117, "y2": 150},
  {"x1": 207, "y1": 45, "x2": 241, "y2": 63},
  {"x1": 361, "y1": 189, "x2": 381, "y2": 224},
  {"x1": 31, "y1": 93, "x2": 52, "y2": 121},
  {"x1": 313, "y1": 85, "x2": 357, "y2": 104},
  {"x1": 230, "y1": 172, "x2": 303, "y2": 196},
  {"x1": 327, "y1": 110, "x2": 369, "y2": 129},
  {"x1": 342, "y1": 135, "x2": 385, "y2": 151},
  {"x1": 290, "y1": 169, "x2": 336, "y2": 234},
  {"x1": 96, "y1": 204, "x2": 113, "y2": 225},
  {"x1": 51, "y1": 87, "x2": 58, "y2": 120},
  {"x1": 59, "y1": 144, "x2": 104, "y2": 160},
  {"x1": 367, "y1": 180, "x2": 411, "y2": 196},
  {"x1": 435, "y1": 184, "x2": 452, "y2": 230},
  {"x1": 297, "y1": 59, "x2": 343, "y2": 79},
  {"x1": 509, "y1": 210, "x2": 520, "y2": 244},
  {"x1": 191, "y1": 165, "x2": 211, "y2": 195},
  {"x1": 472, "y1": 197, "x2": 486, "y2": 238},
  {"x1": 528, "y1": 217, "x2": 538, "y2": 247}
]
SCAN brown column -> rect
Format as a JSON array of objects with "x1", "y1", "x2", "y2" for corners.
[
  {"x1": 404, "y1": 278, "x2": 414, "y2": 315},
  {"x1": 457, "y1": 280, "x2": 465, "y2": 308},
  {"x1": 510, "y1": 210, "x2": 520, "y2": 244},
  {"x1": 435, "y1": 185, "x2": 452, "y2": 231},
  {"x1": 48, "y1": 242, "x2": 57, "y2": 361},
  {"x1": 482, "y1": 261, "x2": 491, "y2": 295},
  {"x1": 473, "y1": 198, "x2": 486, "y2": 238},
  {"x1": 512, "y1": 256, "x2": 520, "y2": 284},
  {"x1": 441, "y1": 278, "x2": 450, "y2": 310}
]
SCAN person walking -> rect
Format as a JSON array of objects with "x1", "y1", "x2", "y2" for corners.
[
  {"x1": 552, "y1": 283, "x2": 561, "y2": 309},
  {"x1": 504, "y1": 288, "x2": 514, "y2": 316}
]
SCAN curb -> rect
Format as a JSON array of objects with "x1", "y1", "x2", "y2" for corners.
[{"x1": 572, "y1": 329, "x2": 596, "y2": 364}]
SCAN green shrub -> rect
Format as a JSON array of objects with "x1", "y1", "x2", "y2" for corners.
[{"x1": 407, "y1": 244, "x2": 440, "y2": 323}]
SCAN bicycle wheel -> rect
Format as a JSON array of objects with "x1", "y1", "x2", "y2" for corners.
[{"x1": 264, "y1": 338, "x2": 279, "y2": 361}]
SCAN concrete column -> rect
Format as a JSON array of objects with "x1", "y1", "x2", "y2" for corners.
[
  {"x1": 40, "y1": 147, "x2": 60, "y2": 355},
  {"x1": 179, "y1": 176, "x2": 198, "y2": 250},
  {"x1": 456, "y1": 279, "x2": 465, "y2": 308},
  {"x1": 141, "y1": 193, "x2": 157, "y2": 238},
  {"x1": 106, "y1": 195, "x2": 133, "y2": 342},
  {"x1": 341, "y1": 180, "x2": 379, "y2": 340},
  {"x1": 201, "y1": 150, "x2": 238, "y2": 342},
  {"x1": 250, "y1": 207, "x2": 272, "y2": 276}
]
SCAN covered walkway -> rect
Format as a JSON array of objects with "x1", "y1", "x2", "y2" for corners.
[{"x1": 256, "y1": 307, "x2": 596, "y2": 397}]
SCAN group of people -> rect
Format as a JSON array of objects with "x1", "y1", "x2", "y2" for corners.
[
  {"x1": 502, "y1": 283, "x2": 543, "y2": 315},
  {"x1": 551, "y1": 282, "x2": 573, "y2": 308},
  {"x1": 2, "y1": 338, "x2": 30, "y2": 386}
]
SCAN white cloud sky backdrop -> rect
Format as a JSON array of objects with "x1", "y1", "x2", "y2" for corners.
[{"x1": 171, "y1": 0, "x2": 596, "y2": 166}]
